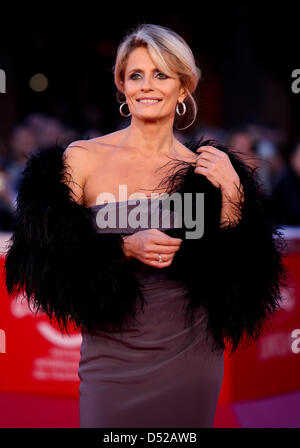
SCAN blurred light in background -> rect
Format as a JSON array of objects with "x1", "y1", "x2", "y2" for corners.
[{"x1": 29, "y1": 73, "x2": 48, "y2": 92}]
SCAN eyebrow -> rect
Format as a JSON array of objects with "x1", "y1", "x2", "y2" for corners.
[{"x1": 127, "y1": 68, "x2": 159, "y2": 74}]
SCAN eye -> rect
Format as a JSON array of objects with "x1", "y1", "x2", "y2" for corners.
[
  {"x1": 129, "y1": 73, "x2": 142, "y2": 80},
  {"x1": 156, "y1": 72, "x2": 168, "y2": 79}
]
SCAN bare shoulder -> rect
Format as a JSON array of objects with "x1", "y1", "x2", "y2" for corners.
[
  {"x1": 82, "y1": 130, "x2": 126, "y2": 151},
  {"x1": 67, "y1": 130, "x2": 125, "y2": 157},
  {"x1": 63, "y1": 132, "x2": 124, "y2": 204},
  {"x1": 65, "y1": 138, "x2": 98, "y2": 156},
  {"x1": 64, "y1": 131, "x2": 125, "y2": 173},
  {"x1": 64, "y1": 141, "x2": 93, "y2": 176},
  {"x1": 64, "y1": 134, "x2": 113, "y2": 164},
  {"x1": 63, "y1": 140, "x2": 98, "y2": 204}
]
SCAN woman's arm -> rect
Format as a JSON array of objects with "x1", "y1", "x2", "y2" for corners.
[
  {"x1": 193, "y1": 144, "x2": 246, "y2": 228},
  {"x1": 172, "y1": 137, "x2": 291, "y2": 354},
  {"x1": 121, "y1": 236, "x2": 134, "y2": 260},
  {"x1": 219, "y1": 179, "x2": 244, "y2": 228},
  {"x1": 65, "y1": 145, "x2": 136, "y2": 265},
  {"x1": 4, "y1": 144, "x2": 144, "y2": 335},
  {"x1": 63, "y1": 145, "x2": 89, "y2": 205}
]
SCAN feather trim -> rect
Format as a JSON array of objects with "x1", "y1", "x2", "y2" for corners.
[
  {"x1": 3, "y1": 137, "x2": 291, "y2": 355},
  {"x1": 4, "y1": 144, "x2": 145, "y2": 335},
  {"x1": 160, "y1": 137, "x2": 291, "y2": 354}
]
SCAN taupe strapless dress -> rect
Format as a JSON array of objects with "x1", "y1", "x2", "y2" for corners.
[{"x1": 78, "y1": 197, "x2": 224, "y2": 428}]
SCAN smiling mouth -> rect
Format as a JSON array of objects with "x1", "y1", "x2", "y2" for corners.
[{"x1": 136, "y1": 99, "x2": 162, "y2": 104}]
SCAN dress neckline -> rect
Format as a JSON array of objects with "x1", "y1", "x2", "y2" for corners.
[
  {"x1": 88, "y1": 196, "x2": 153, "y2": 209},
  {"x1": 86, "y1": 157, "x2": 196, "y2": 210}
]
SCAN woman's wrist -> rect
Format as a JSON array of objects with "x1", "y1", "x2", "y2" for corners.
[
  {"x1": 121, "y1": 236, "x2": 133, "y2": 260},
  {"x1": 220, "y1": 179, "x2": 244, "y2": 228}
]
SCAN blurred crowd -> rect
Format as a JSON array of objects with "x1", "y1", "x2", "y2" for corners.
[{"x1": 0, "y1": 112, "x2": 300, "y2": 232}]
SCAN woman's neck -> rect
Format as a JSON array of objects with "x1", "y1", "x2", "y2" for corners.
[{"x1": 120, "y1": 118, "x2": 177, "y2": 159}]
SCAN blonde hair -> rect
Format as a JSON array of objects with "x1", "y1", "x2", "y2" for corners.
[{"x1": 114, "y1": 24, "x2": 201, "y2": 129}]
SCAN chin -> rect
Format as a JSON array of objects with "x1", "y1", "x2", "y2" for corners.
[{"x1": 135, "y1": 112, "x2": 166, "y2": 122}]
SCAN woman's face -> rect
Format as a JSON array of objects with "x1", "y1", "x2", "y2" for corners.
[{"x1": 120, "y1": 46, "x2": 186, "y2": 123}]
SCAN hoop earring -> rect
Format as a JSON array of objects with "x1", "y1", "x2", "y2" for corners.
[
  {"x1": 176, "y1": 101, "x2": 186, "y2": 116},
  {"x1": 119, "y1": 102, "x2": 131, "y2": 117}
]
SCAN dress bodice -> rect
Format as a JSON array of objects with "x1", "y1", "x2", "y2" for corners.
[
  {"x1": 88, "y1": 196, "x2": 178, "y2": 236},
  {"x1": 88, "y1": 196, "x2": 181, "y2": 283}
]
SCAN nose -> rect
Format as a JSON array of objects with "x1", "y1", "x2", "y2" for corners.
[{"x1": 141, "y1": 74, "x2": 154, "y2": 91}]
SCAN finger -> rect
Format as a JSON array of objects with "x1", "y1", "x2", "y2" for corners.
[
  {"x1": 194, "y1": 165, "x2": 209, "y2": 174},
  {"x1": 147, "y1": 244, "x2": 181, "y2": 254},
  {"x1": 196, "y1": 146, "x2": 220, "y2": 155},
  {"x1": 146, "y1": 228, "x2": 182, "y2": 242},
  {"x1": 150, "y1": 234, "x2": 183, "y2": 246},
  {"x1": 197, "y1": 147, "x2": 229, "y2": 162},
  {"x1": 147, "y1": 252, "x2": 173, "y2": 262},
  {"x1": 195, "y1": 158, "x2": 213, "y2": 168},
  {"x1": 196, "y1": 145, "x2": 221, "y2": 155},
  {"x1": 147, "y1": 255, "x2": 173, "y2": 268},
  {"x1": 196, "y1": 152, "x2": 219, "y2": 163}
]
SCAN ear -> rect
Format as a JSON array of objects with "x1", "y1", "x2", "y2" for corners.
[
  {"x1": 118, "y1": 80, "x2": 125, "y2": 94},
  {"x1": 178, "y1": 85, "x2": 188, "y2": 103}
]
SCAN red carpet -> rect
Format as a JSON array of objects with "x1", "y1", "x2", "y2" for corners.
[{"x1": 1, "y1": 391, "x2": 299, "y2": 428}]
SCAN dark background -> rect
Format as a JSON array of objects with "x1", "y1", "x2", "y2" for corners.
[{"x1": 1, "y1": 3, "x2": 300, "y2": 152}]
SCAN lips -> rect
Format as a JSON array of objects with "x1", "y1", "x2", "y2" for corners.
[{"x1": 136, "y1": 98, "x2": 162, "y2": 103}]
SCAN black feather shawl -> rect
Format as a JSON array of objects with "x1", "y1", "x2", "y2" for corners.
[
  {"x1": 4, "y1": 137, "x2": 290, "y2": 355},
  {"x1": 162, "y1": 137, "x2": 290, "y2": 354},
  {"x1": 4, "y1": 143, "x2": 145, "y2": 336}
]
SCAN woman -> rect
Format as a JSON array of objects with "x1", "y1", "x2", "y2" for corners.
[{"x1": 5, "y1": 24, "x2": 288, "y2": 428}]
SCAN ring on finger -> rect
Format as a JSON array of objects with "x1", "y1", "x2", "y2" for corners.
[{"x1": 158, "y1": 254, "x2": 163, "y2": 264}]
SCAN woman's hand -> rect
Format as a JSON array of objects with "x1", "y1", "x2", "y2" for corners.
[
  {"x1": 194, "y1": 145, "x2": 244, "y2": 227},
  {"x1": 122, "y1": 229, "x2": 182, "y2": 268},
  {"x1": 194, "y1": 145, "x2": 241, "y2": 192}
]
